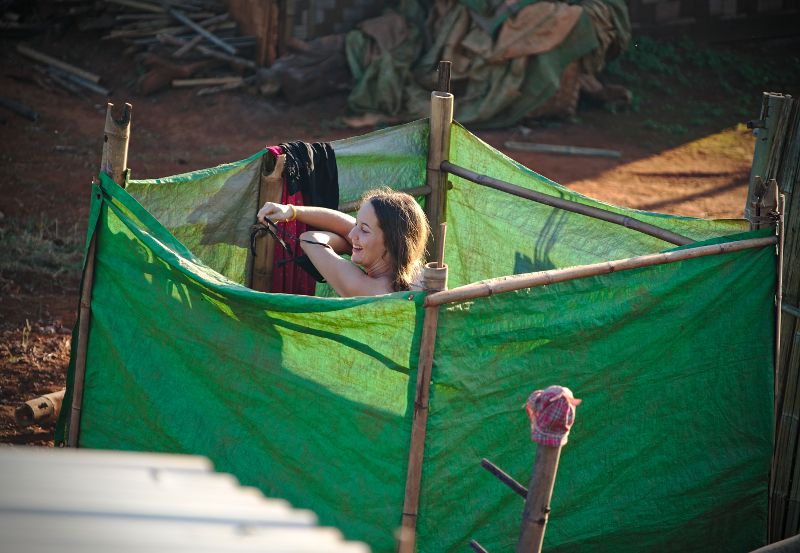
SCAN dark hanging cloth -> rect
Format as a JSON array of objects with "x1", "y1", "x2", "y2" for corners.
[
  {"x1": 278, "y1": 141, "x2": 339, "y2": 210},
  {"x1": 265, "y1": 142, "x2": 339, "y2": 295}
]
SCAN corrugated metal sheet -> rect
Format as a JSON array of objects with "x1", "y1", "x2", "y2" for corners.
[{"x1": 0, "y1": 446, "x2": 370, "y2": 553}]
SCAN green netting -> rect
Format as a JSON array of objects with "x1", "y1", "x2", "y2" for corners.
[{"x1": 58, "y1": 121, "x2": 773, "y2": 553}]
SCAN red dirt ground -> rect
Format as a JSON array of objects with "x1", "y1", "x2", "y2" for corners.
[{"x1": 0, "y1": 25, "x2": 791, "y2": 445}]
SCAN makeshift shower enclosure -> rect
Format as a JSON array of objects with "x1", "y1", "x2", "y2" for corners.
[{"x1": 57, "y1": 91, "x2": 777, "y2": 553}]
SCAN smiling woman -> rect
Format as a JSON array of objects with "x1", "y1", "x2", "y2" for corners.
[{"x1": 257, "y1": 189, "x2": 430, "y2": 297}]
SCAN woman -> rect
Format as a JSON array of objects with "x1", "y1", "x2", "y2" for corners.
[{"x1": 257, "y1": 189, "x2": 430, "y2": 297}]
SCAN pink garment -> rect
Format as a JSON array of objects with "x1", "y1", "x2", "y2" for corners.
[
  {"x1": 525, "y1": 385, "x2": 581, "y2": 447},
  {"x1": 265, "y1": 145, "x2": 317, "y2": 296}
]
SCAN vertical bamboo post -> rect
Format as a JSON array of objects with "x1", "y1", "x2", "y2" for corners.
[
  {"x1": 250, "y1": 153, "x2": 285, "y2": 291},
  {"x1": 747, "y1": 93, "x2": 790, "y2": 228},
  {"x1": 437, "y1": 60, "x2": 451, "y2": 93},
  {"x1": 399, "y1": 225, "x2": 448, "y2": 553},
  {"x1": 768, "y1": 92, "x2": 800, "y2": 542},
  {"x1": 425, "y1": 61, "x2": 453, "y2": 263},
  {"x1": 67, "y1": 102, "x2": 131, "y2": 448},
  {"x1": 517, "y1": 446, "x2": 562, "y2": 553},
  {"x1": 517, "y1": 387, "x2": 579, "y2": 553}
]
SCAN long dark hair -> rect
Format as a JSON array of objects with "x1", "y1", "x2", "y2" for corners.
[{"x1": 362, "y1": 189, "x2": 430, "y2": 291}]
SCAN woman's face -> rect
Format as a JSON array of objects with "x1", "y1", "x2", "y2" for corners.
[{"x1": 348, "y1": 201, "x2": 388, "y2": 269}]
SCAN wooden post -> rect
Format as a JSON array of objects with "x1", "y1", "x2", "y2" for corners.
[
  {"x1": 425, "y1": 61, "x2": 453, "y2": 263},
  {"x1": 399, "y1": 226, "x2": 448, "y2": 553},
  {"x1": 250, "y1": 153, "x2": 284, "y2": 291},
  {"x1": 67, "y1": 102, "x2": 131, "y2": 448}
]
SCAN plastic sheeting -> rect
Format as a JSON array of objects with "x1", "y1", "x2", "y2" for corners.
[{"x1": 58, "y1": 120, "x2": 773, "y2": 553}]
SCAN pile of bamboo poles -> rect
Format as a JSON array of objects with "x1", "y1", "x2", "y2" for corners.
[
  {"x1": 76, "y1": 0, "x2": 259, "y2": 95},
  {"x1": 753, "y1": 92, "x2": 800, "y2": 543}
]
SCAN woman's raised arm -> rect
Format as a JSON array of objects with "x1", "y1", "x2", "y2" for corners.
[{"x1": 257, "y1": 202, "x2": 355, "y2": 241}]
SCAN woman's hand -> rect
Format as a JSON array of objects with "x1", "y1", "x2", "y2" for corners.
[{"x1": 257, "y1": 202, "x2": 294, "y2": 224}]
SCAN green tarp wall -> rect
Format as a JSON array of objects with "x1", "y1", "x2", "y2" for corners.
[{"x1": 58, "y1": 120, "x2": 774, "y2": 552}]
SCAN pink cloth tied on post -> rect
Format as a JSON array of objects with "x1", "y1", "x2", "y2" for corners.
[{"x1": 525, "y1": 385, "x2": 581, "y2": 447}]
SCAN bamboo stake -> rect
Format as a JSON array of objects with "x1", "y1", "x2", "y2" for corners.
[
  {"x1": 17, "y1": 44, "x2": 102, "y2": 84},
  {"x1": 425, "y1": 64, "x2": 453, "y2": 263},
  {"x1": 400, "y1": 228, "x2": 449, "y2": 553},
  {"x1": 441, "y1": 161, "x2": 693, "y2": 246},
  {"x1": 426, "y1": 235, "x2": 777, "y2": 307},
  {"x1": 68, "y1": 103, "x2": 131, "y2": 448}
]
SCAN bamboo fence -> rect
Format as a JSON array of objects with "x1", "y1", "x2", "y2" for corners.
[{"x1": 758, "y1": 92, "x2": 800, "y2": 543}]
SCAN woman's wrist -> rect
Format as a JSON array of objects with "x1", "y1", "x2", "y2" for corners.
[{"x1": 287, "y1": 204, "x2": 297, "y2": 222}]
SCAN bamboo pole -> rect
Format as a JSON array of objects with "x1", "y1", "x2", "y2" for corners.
[
  {"x1": 480, "y1": 458, "x2": 527, "y2": 499},
  {"x1": 504, "y1": 141, "x2": 622, "y2": 159},
  {"x1": 17, "y1": 44, "x2": 102, "y2": 84},
  {"x1": 68, "y1": 103, "x2": 131, "y2": 448},
  {"x1": 426, "y1": 235, "x2": 777, "y2": 307},
  {"x1": 105, "y1": 0, "x2": 166, "y2": 13},
  {"x1": 441, "y1": 161, "x2": 693, "y2": 246},
  {"x1": 250, "y1": 153, "x2": 284, "y2": 291},
  {"x1": 517, "y1": 446, "x2": 562, "y2": 553},
  {"x1": 15, "y1": 389, "x2": 66, "y2": 427},
  {"x1": 167, "y1": 8, "x2": 237, "y2": 55},
  {"x1": 767, "y1": 92, "x2": 800, "y2": 542},
  {"x1": 425, "y1": 62, "x2": 453, "y2": 263},
  {"x1": 399, "y1": 226, "x2": 448, "y2": 553},
  {"x1": 172, "y1": 77, "x2": 243, "y2": 87},
  {"x1": 157, "y1": 34, "x2": 257, "y2": 69},
  {"x1": 437, "y1": 60, "x2": 451, "y2": 93}
]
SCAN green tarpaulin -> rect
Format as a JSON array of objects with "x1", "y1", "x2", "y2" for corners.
[{"x1": 58, "y1": 120, "x2": 774, "y2": 552}]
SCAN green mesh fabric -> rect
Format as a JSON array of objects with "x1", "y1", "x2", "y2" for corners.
[{"x1": 58, "y1": 121, "x2": 773, "y2": 553}]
